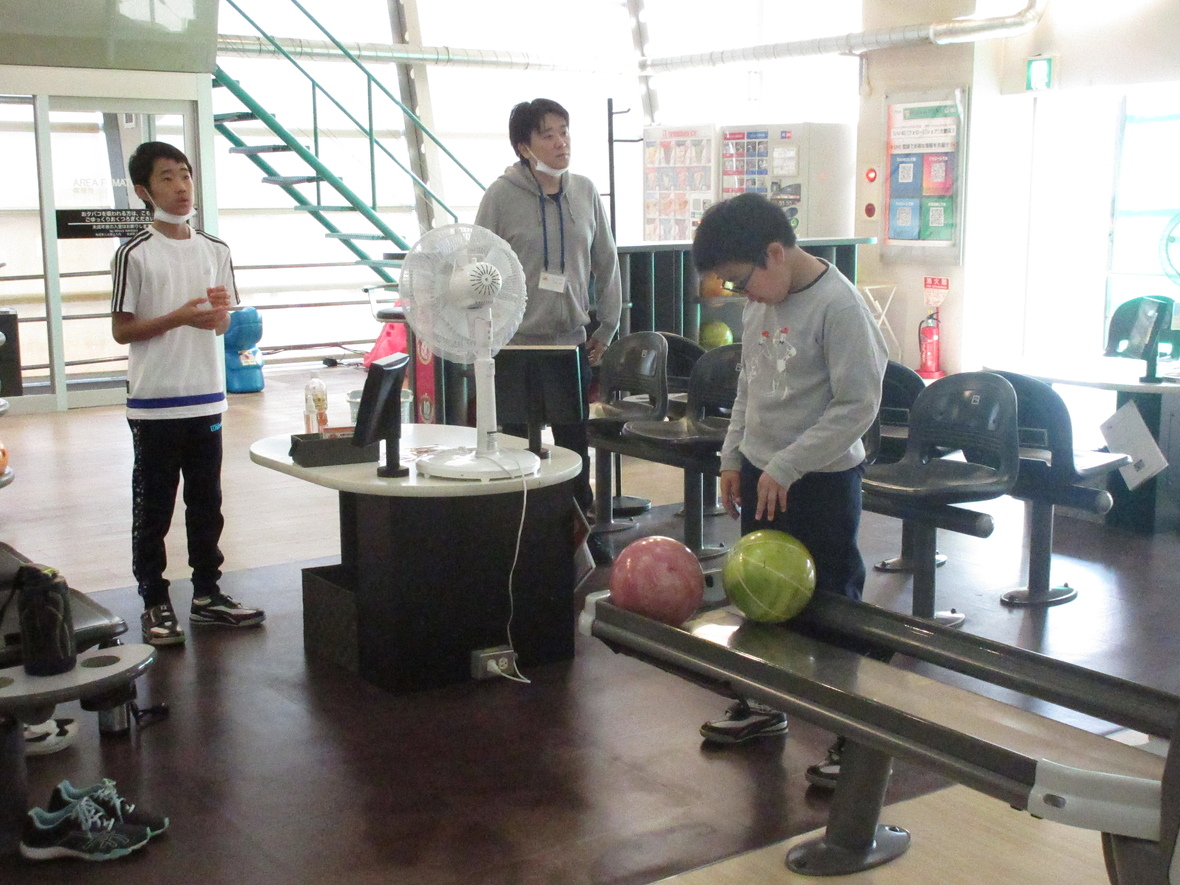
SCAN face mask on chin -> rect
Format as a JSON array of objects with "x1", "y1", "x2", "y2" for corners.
[
  {"x1": 527, "y1": 151, "x2": 567, "y2": 178},
  {"x1": 154, "y1": 205, "x2": 194, "y2": 225}
]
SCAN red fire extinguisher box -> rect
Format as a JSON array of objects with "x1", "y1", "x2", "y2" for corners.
[{"x1": 917, "y1": 309, "x2": 945, "y2": 379}]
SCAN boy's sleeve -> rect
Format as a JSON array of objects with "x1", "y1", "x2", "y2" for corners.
[
  {"x1": 110, "y1": 246, "x2": 141, "y2": 315},
  {"x1": 219, "y1": 248, "x2": 240, "y2": 306}
]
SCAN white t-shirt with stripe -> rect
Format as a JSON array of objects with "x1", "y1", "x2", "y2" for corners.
[{"x1": 111, "y1": 226, "x2": 240, "y2": 420}]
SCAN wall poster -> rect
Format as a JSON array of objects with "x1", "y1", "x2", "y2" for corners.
[
  {"x1": 642, "y1": 125, "x2": 715, "y2": 241},
  {"x1": 884, "y1": 94, "x2": 966, "y2": 259}
]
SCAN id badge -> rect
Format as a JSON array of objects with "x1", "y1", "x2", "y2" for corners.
[{"x1": 539, "y1": 270, "x2": 567, "y2": 293}]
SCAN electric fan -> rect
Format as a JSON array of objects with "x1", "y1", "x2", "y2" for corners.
[{"x1": 398, "y1": 223, "x2": 540, "y2": 480}]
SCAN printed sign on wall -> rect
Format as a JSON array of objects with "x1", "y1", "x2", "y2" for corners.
[
  {"x1": 642, "y1": 126, "x2": 715, "y2": 241},
  {"x1": 885, "y1": 101, "x2": 961, "y2": 246}
]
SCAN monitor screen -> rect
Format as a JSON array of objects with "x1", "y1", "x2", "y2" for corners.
[
  {"x1": 353, "y1": 352, "x2": 410, "y2": 476},
  {"x1": 494, "y1": 345, "x2": 585, "y2": 456}
]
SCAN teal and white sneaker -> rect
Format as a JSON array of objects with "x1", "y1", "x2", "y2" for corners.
[
  {"x1": 21, "y1": 797, "x2": 150, "y2": 861},
  {"x1": 49, "y1": 779, "x2": 169, "y2": 839}
]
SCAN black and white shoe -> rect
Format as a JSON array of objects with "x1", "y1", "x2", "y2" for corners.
[
  {"x1": 805, "y1": 736, "x2": 846, "y2": 790},
  {"x1": 699, "y1": 700, "x2": 788, "y2": 745},
  {"x1": 142, "y1": 602, "x2": 186, "y2": 646},
  {"x1": 190, "y1": 593, "x2": 265, "y2": 628}
]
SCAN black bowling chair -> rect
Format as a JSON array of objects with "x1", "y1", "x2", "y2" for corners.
[
  {"x1": 588, "y1": 332, "x2": 669, "y2": 532},
  {"x1": 591, "y1": 332, "x2": 669, "y2": 428},
  {"x1": 876, "y1": 360, "x2": 926, "y2": 465},
  {"x1": 990, "y1": 370, "x2": 1131, "y2": 607},
  {"x1": 659, "y1": 332, "x2": 707, "y2": 420},
  {"x1": 873, "y1": 361, "x2": 949, "y2": 574},
  {"x1": 623, "y1": 343, "x2": 742, "y2": 559},
  {"x1": 863, "y1": 371, "x2": 1021, "y2": 627},
  {"x1": 658, "y1": 332, "x2": 723, "y2": 517},
  {"x1": 1105, "y1": 296, "x2": 1174, "y2": 383}
]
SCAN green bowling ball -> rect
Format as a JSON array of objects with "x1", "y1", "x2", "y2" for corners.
[
  {"x1": 699, "y1": 320, "x2": 734, "y2": 350},
  {"x1": 722, "y1": 529, "x2": 816, "y2": 623}
]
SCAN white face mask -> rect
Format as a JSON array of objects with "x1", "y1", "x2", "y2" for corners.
[
  {"x1": 527, "y1": 150, "x2": 567, "y2": 178},
  {"x1": 154, "y1": 205, "x2": 194, "y2": 225}
]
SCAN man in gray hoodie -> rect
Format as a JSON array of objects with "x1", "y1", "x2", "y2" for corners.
[{"x1": 475, "y1": 98, "x2": 622, "y2": 513}]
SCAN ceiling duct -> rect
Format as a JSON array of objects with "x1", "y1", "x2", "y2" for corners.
[
  {"x1": 641, "y1": 0, "x2": 1048, "y2": 74},
  {"x1": 216, "y1": 1, "x2": 1047, "y2": 74}
]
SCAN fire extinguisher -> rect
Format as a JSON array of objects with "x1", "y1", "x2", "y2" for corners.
[{"x1": 917, "y1": 310, "x2": 945, "y2": 380}]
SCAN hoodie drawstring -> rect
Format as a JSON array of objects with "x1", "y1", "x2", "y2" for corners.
[{"x1": 539, "y1": 191, "x2": 567, "y2": 275}]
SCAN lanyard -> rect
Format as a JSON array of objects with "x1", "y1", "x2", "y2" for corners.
[{"x1": 538, "y1": 190, "x2": 566, "y2": 274}]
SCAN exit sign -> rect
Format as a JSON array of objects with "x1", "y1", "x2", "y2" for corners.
[{"x1": 1026, "y1": 56, "x2": 1055, "y2": 91}]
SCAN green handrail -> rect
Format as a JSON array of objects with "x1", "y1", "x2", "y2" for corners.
[
  {"x1": 213, "y1": 120, "x2": 395, "y2": 283},
  {"x1": 214, "y1": 67, "x2": 412, "y2": 251},
  {"x1": 281, "y1": 0, "x2": 486, "y2": 194},
  {"x1": 221, "y1": 0, "x2": 465, "y2": 224}
]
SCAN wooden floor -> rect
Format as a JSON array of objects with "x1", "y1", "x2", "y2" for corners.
[{"x1": 1, "y1": 360, "x2": 1177, "y2": 883}]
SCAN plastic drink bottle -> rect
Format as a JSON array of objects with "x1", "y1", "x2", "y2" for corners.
[{"x1": 304, "y1": 374, "x2": 328, "y2": 433}]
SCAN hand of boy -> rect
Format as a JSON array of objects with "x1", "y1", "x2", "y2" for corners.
[
  {"x1": 205, "y1": 286, "x2": 232, "y2": 310},
  {"x1": 754, "y1": 472, "x2": 789, "y2": 521},
  {"x1": 180, "y1": 293, "x2": 227, "y2": 330},
  {"x1": 719, "y1": 469, "x2": 741, "y2": 519}
]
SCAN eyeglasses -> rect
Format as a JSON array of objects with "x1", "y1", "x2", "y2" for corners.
[{"x1": 721, "y1": 264, "x2": 758, "y2": 296}]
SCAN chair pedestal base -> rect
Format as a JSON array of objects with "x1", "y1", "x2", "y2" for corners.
[
  {"x1": 999, "y1": 500, "x2": 1079, "y2": 608},
  {"x1": 1001, "y1": 584, "x2": 1078, "y2": 607},
  {"x1": 930, "y1": 609, "x2": 966, "y2": 629},
  {"x1": 873, "y1": 521, "x2": 947, "y2": 572},
  {"x1": 591, "y1": 517, "x2": 637, "y2": 535},
  {"x1": 908, "y1": 522, "x2": 967, "y2": 629},
  {"x1": 612, "y1": 495, "x2": 651, "y2": 517},
  {"x1": 683, "y1": 470, "x2": 730, "y2": 562},
  {"x1": 593, "y1": 447, "x2": 638, "y2": 535},
  {"x1": 875, "y1": 552, "x2": 947, "y2": 572}
]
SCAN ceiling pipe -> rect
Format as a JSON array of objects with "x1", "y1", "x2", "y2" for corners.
[
  {"x1": 641, "y1": 0, "x2": 1048, "y2": 74},
  {"x1": 216, "y1": 0, "x2": 1048, "y2": 75}
]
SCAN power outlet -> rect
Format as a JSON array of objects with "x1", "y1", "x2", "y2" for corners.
[{"x1": 471, "y1": 646, "x2": 516, "y2": 680}]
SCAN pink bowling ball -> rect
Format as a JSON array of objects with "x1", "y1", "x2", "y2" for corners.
[{"x1": 609, "y1": 535, "x2": 705, "y2": 627}]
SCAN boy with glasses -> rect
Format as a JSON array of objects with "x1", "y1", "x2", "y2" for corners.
[{"x1": 692, "y1": 193, "x2": 887, "y2": 790}]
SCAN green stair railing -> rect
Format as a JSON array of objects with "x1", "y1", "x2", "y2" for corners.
[
  {"x1": 214, "y1": 0, "x2": 488, "y2": 279},
  {"x1": 211, "y1": 114, "x2": 396, "y2": 285}
]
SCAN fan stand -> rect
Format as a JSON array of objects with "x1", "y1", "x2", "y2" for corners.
[{"x1": 415, "y1": 314, "x2": 541, "y2": 482}]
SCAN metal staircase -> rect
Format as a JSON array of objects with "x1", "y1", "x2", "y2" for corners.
[{"x1": 212, "y1": 0, "x2": 487, "y2": 286}]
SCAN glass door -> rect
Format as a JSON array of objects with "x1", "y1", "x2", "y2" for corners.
[{"x1": 1, "y1": 94, "x2": 200, "y2": 409}]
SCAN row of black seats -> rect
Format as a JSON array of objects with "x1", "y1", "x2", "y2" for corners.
[{"x1": 865, "y1": 363, "x2": 1130, "y2": 625}]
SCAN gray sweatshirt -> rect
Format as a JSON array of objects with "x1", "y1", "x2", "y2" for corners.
[
  {"x1": 475, "y1": 162, "x2": 622, "y2": 347},
  {"x1": 720, "y1": 262, "x2": 887, "y2": 489}
]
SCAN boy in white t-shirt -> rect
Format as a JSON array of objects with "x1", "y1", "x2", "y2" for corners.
[{"x1": 111, "y1": 141, "x2": 265, "y2": 647}]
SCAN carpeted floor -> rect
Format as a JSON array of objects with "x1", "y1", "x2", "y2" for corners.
[{"x1": 6, "y1": 553, "x2": 950, "y2": 885}]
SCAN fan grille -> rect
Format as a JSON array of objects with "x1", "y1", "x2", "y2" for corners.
[{"x1": 399, "y1": 224, "x2": 527, "y2": 365}]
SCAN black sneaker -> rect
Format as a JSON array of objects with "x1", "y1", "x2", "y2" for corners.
[
  {"x1": 141, "y1": 602, "x2": 186, "y2": 646},
  {"x1": 20, "y1": 796, "x2": 151, "y2": 861},
  {"x1": 700, "y1": 700, "x2": 788, "y2": 744},
  {"x1": 190, "y1": 593, "x2": 265, "y2": 628},
  {"x1": 49, "y1": 779, "x2": 169, "y2": 839},
  {"x1": 805, "y1": 736, "x2": 846, "y2": 790},
  {"x1": 23, "y1": 718, "x2": 78, "y2": 756}
]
